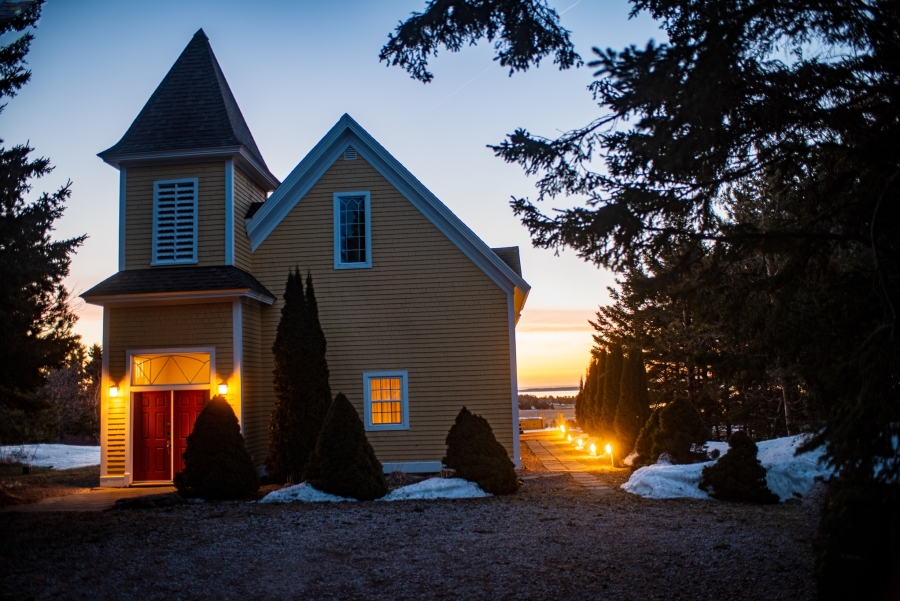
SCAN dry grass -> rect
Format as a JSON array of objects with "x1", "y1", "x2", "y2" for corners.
[{"x1": 0, "y1": 464, "x2": 99, "y2": 507}]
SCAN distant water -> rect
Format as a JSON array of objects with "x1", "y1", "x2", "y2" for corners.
[{"x1": 518, "y1": 387, "x2": 577, "y2": 398}]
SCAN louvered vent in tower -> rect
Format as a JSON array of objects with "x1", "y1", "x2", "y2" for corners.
[
  {"x1": 344, "y1": 146, "x2": 357, "y2": 160},
  {"x1": 153, "y1": 179, "x2": 198, "y2": 265}
]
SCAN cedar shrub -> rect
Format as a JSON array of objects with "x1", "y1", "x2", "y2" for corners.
[
  {"x1": 651, "y1": 396, "x2": 708, "y2": 463},
  {"x1": 443, "y1": 406, "x2": 518, "y2": 495},
  {"x1": 614, "y1": 346, "x2": 652, "y2": 455},
  {"x1": 598, "y1": 343, "x2": 624, "y2": 439},
  {"x1": 174, "y1": 395, "x2": 259, "y2": 499},
  {"x1": 633, "y1": 407, "x2": 661, "y2": 468},
  {"x1": 303, "y1": 392, "x2": 387, "y2": 501},
  {"x1": 699, "y1": 431, "x2": 778, "y2": 504}
]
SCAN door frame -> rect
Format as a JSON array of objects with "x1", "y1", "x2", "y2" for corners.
[{"x1": 124, "y1": 347, "x2": 217, "y2": 485}]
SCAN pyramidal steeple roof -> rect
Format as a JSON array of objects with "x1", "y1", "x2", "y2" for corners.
[{"x1": 99, "y1": 29, "x2": 277, "y2": 187}]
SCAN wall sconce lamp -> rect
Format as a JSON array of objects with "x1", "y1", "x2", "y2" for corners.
[
  {"x1": 218, "y1": 382, "x2": 228, "y2": 395},
  {"x1": 109, "y1": 385, "x2": 119, "y2": 398}
]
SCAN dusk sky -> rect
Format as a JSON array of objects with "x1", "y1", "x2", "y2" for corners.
[{"x1": 7, "y1": 0, "x2": 664, "y2": 389}]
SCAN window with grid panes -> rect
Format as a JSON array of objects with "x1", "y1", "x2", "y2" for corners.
[
  {"x1": 334, "y1": 192, "x2": 371, "y2": 269},
  {"x1": 363, "y1": 371, "x2": 408, "y2": 431},
  {"x1": 370, "y1": 377, "x2": 402, "y2": 424}
]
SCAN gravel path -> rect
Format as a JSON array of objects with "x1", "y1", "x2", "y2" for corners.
[{"x1": 0, "y1": 472, "x2": 816, "y2": 600}]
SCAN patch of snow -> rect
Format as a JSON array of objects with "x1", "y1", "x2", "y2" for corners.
[
  {"x1": 381, "y1": 478, "x2": 491, "y2": 501},
  {"x1": 622, "y1": 434, "x2": 832, "y2": 502},
  {"x1": 259, "y1": 478, "x2": 492, "y2": 504},
  {"x1": 0, "y1": 444, "x2": 99, "y2": 470},
  {"x1": 623, "y1": 452, "x2": 638, "y2": 467},
  {"x1": 704, "y1": 441, "x2": 729, "y2": 457},
  {"x1": 757, "y1": 435, "x2": 827, "y2": 501},
  {"x1": 259, "y1": 483, "x2": 352, "y2": 503},
  {"x1": 622, "y1": 462, "x2": 712, "y2": 500}
]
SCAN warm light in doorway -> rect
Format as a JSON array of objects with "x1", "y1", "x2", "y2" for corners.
[
  {"x1": 218, "y1": 383, "x2": 228, "y2": 395},
  {"x1": 109, "y1": 385, "x2": 119, "y2": 398}
]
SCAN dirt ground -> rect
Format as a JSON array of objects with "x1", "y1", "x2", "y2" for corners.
[
  {"x1": 0, "y1": 458, "x2": 817, "y2": 600},
  {"x1": 0, "y1": 465, "x2": 99, "y2": 507}
]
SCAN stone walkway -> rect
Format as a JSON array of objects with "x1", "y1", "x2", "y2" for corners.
[
  {"x1": 1, "y1": 485, "x2": 176, "y2": 512},
  {"x1": 522, "y1": 431, "x2": 614, "y2": 495}
]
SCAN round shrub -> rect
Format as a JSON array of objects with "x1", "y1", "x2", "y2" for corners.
[
  {"x1": 443, "y1": 406, "x2": 519, "y2": 495},
  {"x1": 651, "y1": 396, "x2": 708, "y2": 463},
  {"x1": 699, "y1": 431, "x2": 779, "y2": 504},
  {"x1": 302, "y1": 392, "x2": 387, "y2": 501},
  {"x1": 174, "y1": 395, "x2": 260, "y2": 499}
]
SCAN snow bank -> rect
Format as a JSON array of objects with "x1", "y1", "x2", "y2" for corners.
[
  {"x1": 622, "y1": 434, "x2": 830, "y2": 502},
  {"x1": 380, "y1": 478, "x2": 491, "y2": 501},
  {"x1": 260, "y1": 483, "x2": 352, "y2": 503},
  {"x1": 757, "y1": 435, "x2": 828, "y2": 501},
  {"x1": 260, "y1": 478, "x2": 491, "y2": 504},
  {"x1": 622, "y1": 462, "x2": 712, "y2": 500},
  {"x1": 0, "y1": 444, "x2": 100, "y2": 470}
]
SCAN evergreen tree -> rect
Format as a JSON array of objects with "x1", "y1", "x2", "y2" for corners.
[
  {"x1": 598, "y1": 343, "x2": 623, "y2": 438},
  {"x1": 443, "y1": 406, "x2": 518, "y2": 495},
  {"x1": 266, "y1": 269, "x2": 332, "y2": 483},
  {"x1": 614, "y1": 347, "x2": 651, "y2": 455},
  {"x1": 579, "y1": 358, "x2": 597, "y2": 432},
  {"x1": 651, "y1": 396, "x2": 708, "y2": 464},
  {"x1": 574, "y1": 375, "x2": 584, "y2": 428},
  {"x1": 699, "y1": 431, "x2": 778, "y2": 504},
  {"x1": 633, "y1": 408, "x2": 661, "y2": 468},
  {"x1": 303, "y1": 392, "x2": 387, "y2": 501},
  {"x1": 174, "y1": 395, "x2": 260, "y2": 500},
  {"x1": 586, "y1": 350, "x2": 606, "y2": 435},
  {"x1": 0, "y1": 0, "x2": 84, "y2": 412}
]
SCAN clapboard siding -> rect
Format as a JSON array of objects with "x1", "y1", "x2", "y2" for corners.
[
  {"x1": 105, "y1": 303, "x2": 235, "y2": 475},
  {"x1": 234, "y1": 166, "x2": 265, "y2": 272},
  {"x1": 251, "y1": 155, "x2": 513, "y2": 465},
  {"x1": 241, "y1": 302, "x2": 268, "y2": 464},
  {"x1": 125, "y1": 163, "x2": 226, "y2": 269}
]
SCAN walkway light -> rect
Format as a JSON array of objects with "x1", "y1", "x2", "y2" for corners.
[
  {"x1": 560, "y1": 424, "x2": 566, "y2": 434},
  {"x1": 590, "y1": 443, "x2": 597, "y2": 456},
  {"x1": 567, "y1": 434, "x2": 573, "y2": 442}
]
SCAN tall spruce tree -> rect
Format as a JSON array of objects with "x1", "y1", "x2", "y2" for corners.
[
  {"x1": 598, "y1": 343, "x2": 623, "y2": 439},
  {"x1": 0, "y1": 0, "x2": 84, "y2": 412},
  {"x1": 614, "y1": 347, "x2": 651, "y2": 455},
  {"x1": 266, "y1": 269, "x2": 332, "y2": 483}
]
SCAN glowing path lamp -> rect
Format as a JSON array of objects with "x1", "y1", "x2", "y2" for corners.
[{"x1": 606, "y1": 443, "x2": 614, "y2": 467}]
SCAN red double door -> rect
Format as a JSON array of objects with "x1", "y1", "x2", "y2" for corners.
[{"x1": 133, "y1": 390, "x2": 208, "y2": 481}]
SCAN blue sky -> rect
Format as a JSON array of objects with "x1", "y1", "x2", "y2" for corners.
[{"x1": 7, "y1": 0, "x2": 664, "y2": 388}]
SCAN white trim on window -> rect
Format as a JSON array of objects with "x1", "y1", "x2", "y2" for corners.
[
  {"x1": 363, "y1": 370, "x2": 409, "y2": 431},
  {"x1": 333, "y1": 191, "x2": 372, "y2": 269},
  {"x1": 152, "y1": 178, "x2": 199, "y2": 266}
]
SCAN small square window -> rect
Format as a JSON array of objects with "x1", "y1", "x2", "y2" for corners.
[
  {"x1": 334, "y1": 191, "x2": 371, "y2": 269},
  {"x1": 363, "y1": 371, "x2": 408, "y2": 431}
]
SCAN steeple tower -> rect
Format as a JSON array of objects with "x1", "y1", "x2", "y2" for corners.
[{"x1": 99, "y1": 29, "x2": 278, "y2": 190}]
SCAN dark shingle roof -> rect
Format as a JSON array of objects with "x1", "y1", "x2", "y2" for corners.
[
  {"x1": 491, "y1": 247, "x2": 522, "y2": 277},
  {"x1": 98, "y1": 29, "x2": 273, "y2": 180},
  {"x1": 81, "y1": 265, "x2": 274, "y2": 302},
  {"x1": 245, "y1": 201, "x2": 265, "y2": 220}
]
